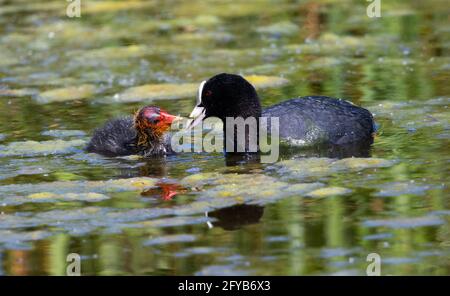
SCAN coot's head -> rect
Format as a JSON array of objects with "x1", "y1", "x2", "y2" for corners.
[
  {"x1": 188, "y1": 73, "x2": 262, "y2": 128},
  {"x1": 134, "y1": 106, "x2": 178, "y2": 145}
]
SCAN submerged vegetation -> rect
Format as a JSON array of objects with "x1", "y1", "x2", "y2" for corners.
[{"x1": 0, "y1": 0, "x2": 448, "y2": 275}]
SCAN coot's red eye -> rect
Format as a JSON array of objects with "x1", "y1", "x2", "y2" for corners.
[{"x1": 204, "y1": 90, "x2": 212, "y2": 97}]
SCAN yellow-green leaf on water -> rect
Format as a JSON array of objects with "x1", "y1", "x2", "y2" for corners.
[
  {"x1": 83, "y1": 1, "x2": 156, "y2": 14},
  {"x1": 173, "y1": 32, "x2": 234, "y2": 44},
  {"x1": 65, "y1": 193, "x2": 109, "y2": 201},
  {"x1": 331, "y1": 158, "x2": 395, "y2": 170},
  {"x1": 36, "y1": 84, "x2": 96, "y2": 103},
  {"x1": 113, "y1": 83, "x2": 198, "y2": 103},
  {"x1": 245, "y1": 75, "x2": 289, "y2": 89},
  {"x1": 191, "y1": 15, "x2": 222, "y2": 27},
  {"x1": 320, "y1": 33, "x2": 361, "y2": 46},
  {"x1": 306, "y1": 187, "x2": 352, "y2": 198},
  {"x1": 181, "y1": 172, "x2": 220, "y2": 186},
  {"x1": 27, "y1": 192, "x2": 109, "y2": 202},
  {"x1": 52, "y1": 172, "x2": 82, "y2": 181},
  {"x1": 217, "y1": 191, "x2": 234, "y2": 197},
  {"x1": 28, "y1": 192, "x2": 58, "y2": 199},
  {"x1": 130, "y1": 179, "x2": 157, "y2": 188},
  {"x1": 173, "y1": 1, "x2": 287, "y2": 18}
]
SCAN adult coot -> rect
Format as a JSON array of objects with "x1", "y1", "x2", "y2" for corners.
[
  {"x1": 86, "y1": 106, "x2": 179, "y2": 157},
  {"x1": 188, "y1": 73, "x2": 375, "y2": 149}
]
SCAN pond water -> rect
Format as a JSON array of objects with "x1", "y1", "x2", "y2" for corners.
[{"x1": 0, "y1": 0, "x2": 449, "y2": 275}]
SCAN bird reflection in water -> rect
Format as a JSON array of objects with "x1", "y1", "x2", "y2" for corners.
[
  {"x1": 206, "y1": 205, "x2": 265, "y2": 231},
  {"x1": 140, "y1": 179, "x2": 265, "y2": 230},
  {"x1": 141, "y1": 181, "x2": 186, "y2": 201}
]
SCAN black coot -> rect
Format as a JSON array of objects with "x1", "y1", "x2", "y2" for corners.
[
  {"x1": 86, "y1": 106, "x2": 178, "y2": 157},
  {"x1": 188, "y1": 73, "x2": 375, "y2": 149}
]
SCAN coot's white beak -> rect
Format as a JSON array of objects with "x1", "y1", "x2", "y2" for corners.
[
  {"x1": 186, "y1": 106, "x2": 206, "y2": 129},
  {"x1": 186, "y1": 80, "x2": 207, "y2": 129}
]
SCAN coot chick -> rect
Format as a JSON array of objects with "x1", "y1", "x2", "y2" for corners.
[
  {"x1": 86, "y1": 106, "x2": 179, "y2": 157},
  {"x1": 188, "y1": 73, "x2": 375, "y2": 148}
]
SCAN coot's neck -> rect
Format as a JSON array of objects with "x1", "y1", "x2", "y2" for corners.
[{"x1": 220, "y1": 98, "x2": 262, "y2": 154}]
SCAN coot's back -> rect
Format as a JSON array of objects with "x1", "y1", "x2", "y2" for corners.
[{"x1": 262, "y1": 96, "x2": 375, "y2": 146}]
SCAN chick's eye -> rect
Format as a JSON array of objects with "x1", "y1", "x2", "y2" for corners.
[
  {"x1": 204, "y1": 90, "x2": 212, "y2": 97},
  {"x1": 147, "y1": 115, "x2": 160, "y2": 124}
]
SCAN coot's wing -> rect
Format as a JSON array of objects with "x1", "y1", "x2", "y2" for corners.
[
  {"x1": 262, "y1": 96, "x2": 374, "y2": 145},
  {"x1": 86, "y1": 117, "x2": 138, "y2": 156}
]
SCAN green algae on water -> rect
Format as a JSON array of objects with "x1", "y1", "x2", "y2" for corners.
[{"x1": 0, "y1": 139, "x2": 86, "y2": 157}]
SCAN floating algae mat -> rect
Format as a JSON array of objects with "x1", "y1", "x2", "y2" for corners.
[
  {"x1": 0, "y1": 177, "x2": 158, "y2": 205},
  {"x1": 180, "y1": 172, "x2": 326, "y2": 210},
  {"x1": 110, "y1": 75, "x2": 289, "y2": 103},
  {"x1": 0, "y1": 139, "x2": 86, "y2": 157},
  {"x1": 35, "y1": 85, "x2": 96, "y2": 103},
  {"x1": 0, "y1": 0, "x2": 155, "y2": 16},
  {"x1": 272, "y1": 157, "x2": 396, "y2": 180},
  {"x1": 306, "y1": 186, "x2": 352, "y2": 198},
  {"x1": 112, "y1": 83, "x2": 199, "y2": 103},
  {"x1": 32, "y1": 75, "x2": 288, "y2": 103},
  {"x1": 26, "y1": 192, "x2": 110, "y2": 203}
]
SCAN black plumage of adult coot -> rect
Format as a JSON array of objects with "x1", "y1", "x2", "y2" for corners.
[
  {"x1": 86, "y1": 106, "x2": 179, "y2": 157},
  {"x1": 187, "y1": 73, "x2": 375, "y2": 149}
]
